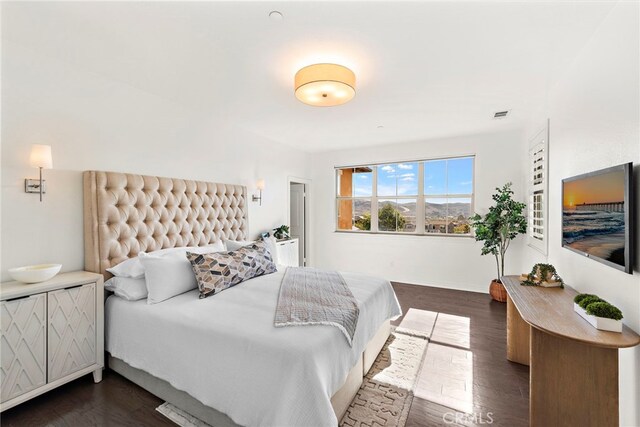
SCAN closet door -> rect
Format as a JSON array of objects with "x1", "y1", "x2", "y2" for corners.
[
  {"x1": 47, "y1": 283, "x2": 96, "y2": 382},
  {"x1": 0, "y1": 294, "x2": 47, "y2": 403}
]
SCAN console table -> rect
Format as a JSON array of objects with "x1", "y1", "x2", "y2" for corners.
[{"x1": 502, "y1": 275, "x2": 640, "y2": 427}]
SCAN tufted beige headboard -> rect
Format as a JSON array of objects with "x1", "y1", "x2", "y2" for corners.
[{"x1": 83, "y1": 171, "x2": 248, "y2": 276}]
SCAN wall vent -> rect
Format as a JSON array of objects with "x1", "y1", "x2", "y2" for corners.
[{"x1": 493, "y1": 110, "x2": 510, "y2": 119}]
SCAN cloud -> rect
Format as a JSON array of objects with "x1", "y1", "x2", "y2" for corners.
[
  {"x1": 397, "y1": 163, "x2": 413, "y2": 170},
  {"x1": 400, "y1": 176, "x2": 415, "y2": 182},
  {"x1": 358, "y1": 174, "x2": 369, "y2": 180},
  {"x1": 354, "y1": 188, "x2": 372, "y2": 197},
  {"x1": 459, "y1": 180, "x2": 472, "y2": 185},
  {"x1": 400, "y1": 173, "x2": 415, "y2": 178},
  {"x1": 380, "y1": 165, "x2": 395, "y2": 173}
]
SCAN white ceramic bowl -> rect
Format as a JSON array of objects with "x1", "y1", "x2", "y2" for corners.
[{"x1": 8, "y1": 264, "x2": 62, "y2": 284}]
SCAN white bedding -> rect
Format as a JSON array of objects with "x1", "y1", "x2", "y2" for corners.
[{"x1": 105, "y1": 269, "x2": 401, "y2": 427}]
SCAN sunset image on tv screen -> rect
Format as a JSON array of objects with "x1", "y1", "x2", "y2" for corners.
[{"x1": 563, "y1": 168, "x2": 625, "y2": 266}]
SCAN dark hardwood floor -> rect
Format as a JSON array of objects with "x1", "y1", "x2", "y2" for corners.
[{"x1": 1, "y1": 283, "x2": 529, "y2": 427}]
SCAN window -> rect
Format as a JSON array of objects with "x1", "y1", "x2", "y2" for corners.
[
  {"x1": 336, "y1": 156, "x2": 474, "y2": 235},
  {"x1": 527, "y1": 124, "x2": 549, "y2": 254}
]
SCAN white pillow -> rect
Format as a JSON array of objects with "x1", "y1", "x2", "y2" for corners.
[
  {"x1": 140, "y1": 241, "x2": 225, "y2": 304},
  {"x1": 106, "y1": 244, "x2": 225, "y2": 278},
  {"x1": 104, "y1": 277, "x2": 148, "y2": 301},
  {"x1": 225, "y1": 240, "x2": 254, "y2": 251},
  {"x1": 226, "y1": 238, "x2": 279, "y2": 264},
  {"x1": 263, "y1": 236, "x2": 279, "y2": 265}
]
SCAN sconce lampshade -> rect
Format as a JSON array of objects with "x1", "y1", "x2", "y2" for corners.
[
  {"x1": 294, "y1": 63, "x2": 356, "y2": 107},
  {"x1": 29, "y1": 144, "x2": 53, "y2": 169},
  {"x1": 256, "y1": 179, "x2": 265, "y2": 190}
]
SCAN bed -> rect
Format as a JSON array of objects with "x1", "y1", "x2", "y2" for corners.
[{"x1": 83, "y1": 171, "x2": 401, "y2": 427}]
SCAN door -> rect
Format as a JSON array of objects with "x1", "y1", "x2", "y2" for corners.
[
  {"x1": 289, "y1": 183, "x2": 305, "y2": 266},
  {"x1": 48, "y1": 283, "x2": 96, "y2": 382},
  {"x1": 1, "y1": 294, "x2": 47, "y2": 403}
]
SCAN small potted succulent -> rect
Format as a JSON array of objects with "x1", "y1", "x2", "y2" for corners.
[
  {"x1": 520, "y1": 263, "x2": 564, "y2": 288},
  {"x1": 573, "y1": 293, "x2": 623, "y2": 333},
  {"x1": 273, "y1": 225, "x2": 290, "y2": 240}
]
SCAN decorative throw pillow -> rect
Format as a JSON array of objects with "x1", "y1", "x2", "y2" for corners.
[{"x1": 187, "y1": 240, "x2": 277, "y2": 299}]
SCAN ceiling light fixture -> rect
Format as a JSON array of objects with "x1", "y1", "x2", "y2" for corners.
[
  {"x1": 294, "y1": 63, "x2": 356, "y2": 107},
  {"x1": 269, "y1": 11, "x2": 283, "y2": 21}
]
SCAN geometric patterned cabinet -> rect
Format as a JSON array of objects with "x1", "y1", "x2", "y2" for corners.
[
  {"x1": 0, "y1": 272, "x2": 104, "y2": 412},
  {"x1": 47, "y1": 284, "x2": 96, "y2": 382},
  {"x1": 0, "y1": 294, "x2": 47, "y2": 403}
]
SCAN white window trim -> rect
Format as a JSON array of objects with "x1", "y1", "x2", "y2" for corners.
[
  {"x1": 335, "y1": 155, "x2": 475, "y2": 236},
  {"x1": 527, "y1": 121, "x2": 549, "y2": 255}
]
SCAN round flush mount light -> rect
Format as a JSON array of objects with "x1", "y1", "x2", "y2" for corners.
[{"x1": 294, "y1": 63, "x2": 356, "y2": 107}]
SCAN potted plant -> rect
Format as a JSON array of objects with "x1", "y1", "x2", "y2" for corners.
[
  {"x1": 273, "y1": 225, "x2": 290, "y2": 240},
  {"x1": 470, "y1": 183, "x2": 527, "y2": 302},
  {"x1": 573, "y1": 293, "x2": 623, "y2": 333},
  {"x1": 520, "y1": 263, "x2": 564, "y2": 288}
]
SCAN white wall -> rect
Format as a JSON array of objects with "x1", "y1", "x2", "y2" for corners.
[
  {"x1": 0, "y1": 41, "x2": 310, "y2": 281},
  {"x1": 310, "y1": 129, "x2": 527, "y2": 294},
  {"x1": 521, "y1": 2, "x2": 640, "y2": 425}
]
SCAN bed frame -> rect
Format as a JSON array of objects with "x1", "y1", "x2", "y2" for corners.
[{"x1": 83, "y1": 170, "x2": 390, "y2": 425}]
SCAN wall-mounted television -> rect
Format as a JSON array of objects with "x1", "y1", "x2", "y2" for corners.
[{"x1": 562, "y1": 162, "x2": 634, "y2": 274}]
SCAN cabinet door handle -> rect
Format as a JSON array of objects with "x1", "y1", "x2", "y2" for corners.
[
  {"x1": 64, "y1": 284, "x2": 83, "y2": 291},
  {"x1": 5, "y1": 295, "x2": 32, "y2": 302}
]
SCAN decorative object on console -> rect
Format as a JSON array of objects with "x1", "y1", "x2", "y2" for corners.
[
  {"x1": 294, "y1": 63, "x2": 356, "y2": 107},
  {"x1": 25, "y1": 144, "x2": 53, "y2": 202},
  {"x1": 273, "y1": 224, "x2": 290, "y2": 240},
  {"x1": 8, "y1": 263, "x2": 61, "y2": 284},
  {"x1": 470, "y1": 183, "x2": 527, "y2": 302},
  {"x1": 520, "y1": 263, "x2": 564, "y2": 288},
  {"x1": 573, "y1": 293, "x2": 623, "y2": 333},
  {"x1": 252, "y1": 179, "x2": 265, "y2": 206}
]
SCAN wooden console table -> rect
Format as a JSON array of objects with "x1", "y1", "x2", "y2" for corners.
[{"x1": 502, "y1": 275, "x2": 640, "y2": 427}]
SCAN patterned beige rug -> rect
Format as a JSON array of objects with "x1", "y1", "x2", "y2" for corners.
[
  {"x1": 340, "y1": 332, "x2": 427, "y2": 427},
  {"x1": 157, "y1": 331, "x2": 427, "y2": 427}
]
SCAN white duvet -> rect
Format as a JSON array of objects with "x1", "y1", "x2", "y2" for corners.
[{"x1": 105, "y1": 269, "x2": 401, "y2": 427}]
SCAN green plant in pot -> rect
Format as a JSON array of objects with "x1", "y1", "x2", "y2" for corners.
[
  {"x1": 470, "y1": 183, "x2": 527, "y2": 302},
  {"x1": 521, "y1": 263, "x2": 565, "y2": 288},
  {"x1": 273, "y1": 225, "x2": 290, "y2": 240}
]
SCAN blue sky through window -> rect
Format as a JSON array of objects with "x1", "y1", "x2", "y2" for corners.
[
  {"x1": 353, "y1": 170, "x2": 372, "y2": 196},
  {"x1": 425, "y1": 157, "x2": 473, "y2": 195},
  {"x1": 377, "y1": 163, "x2": 418, "y2": 196}
]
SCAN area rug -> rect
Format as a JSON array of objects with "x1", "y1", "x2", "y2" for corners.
[
  {"x1": 156, "y1": 332, "x2": 427, "y2": 427},
  {"x1": 156, "y1": 402, "x2": 210, "y2": 427},
  {"x1": 339, "y1": 332, "x2": 427, "y2": 427}
]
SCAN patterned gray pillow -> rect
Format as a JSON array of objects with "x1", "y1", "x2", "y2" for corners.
[{"x1": 187, "y1": 240, "x2": 277, "y2": 299}]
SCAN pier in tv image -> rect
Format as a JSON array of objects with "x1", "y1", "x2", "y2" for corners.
[{"x1": 562, "y1": 164, "x2": 630, "y2": 270}]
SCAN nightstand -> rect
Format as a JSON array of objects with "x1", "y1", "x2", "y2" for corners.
[
  {"x1": 0, "y1": 271, "x2": 104, "y2": 411},
  {"x1": 276, "y1": 238, "x2": 300, "y2": 267}
]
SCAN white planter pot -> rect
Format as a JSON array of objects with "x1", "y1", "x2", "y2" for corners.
[{"x1": 573, "y1": 303, "x2": 622, "y2": 333}]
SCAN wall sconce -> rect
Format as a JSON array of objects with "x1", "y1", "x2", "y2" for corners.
[
  {"x1": 25, "y1": 144, "x2": 53, "y2": 202},
  {"x1": 252, "y1": 179, "x2": 265, "y2": 206}
]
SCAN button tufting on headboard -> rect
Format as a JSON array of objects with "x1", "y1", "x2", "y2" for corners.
[{"x1": 83, "y1": 171, "x2": 249, "y2": 276}]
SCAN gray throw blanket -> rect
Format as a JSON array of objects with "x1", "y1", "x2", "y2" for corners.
[{"x1": 275, "y1": 267, "x2": 360, "y2": 346}]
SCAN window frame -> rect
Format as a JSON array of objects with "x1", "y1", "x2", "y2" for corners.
[
  {"x1": 527, "y1": 123, "x2": 549, "y2": 254},
  {"x1": 335, "y1": 155, "x2": 475, "y2": 237}
]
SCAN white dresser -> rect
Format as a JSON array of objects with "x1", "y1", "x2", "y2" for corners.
[
  {"x1": 276, "y1": 238, "x2": 300, "y2": 267},
  {"x1": 0, "y1": 271, "x2": 104, "y2": 411}
]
